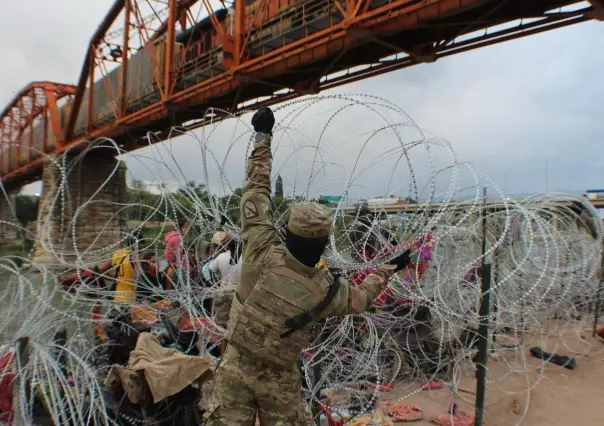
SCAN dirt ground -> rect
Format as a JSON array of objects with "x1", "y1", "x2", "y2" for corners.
[{"x1": 373, "y1": 320, "x2": 604, "y2": 425}]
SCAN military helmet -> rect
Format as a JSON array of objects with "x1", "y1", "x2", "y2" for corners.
[{"x1": 288, "y1": 202, "x2": 333, "y2": 238}]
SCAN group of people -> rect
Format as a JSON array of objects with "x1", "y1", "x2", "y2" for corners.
[
  {"x1": 87, "y1": 221, "x2": 242, "y2": 310},
  {"x1": 60, "y1": 107, "x2": 413, "y2": 425},
  {"x1": 60, "y1": 216, "x2": 244, "y2": 361}
]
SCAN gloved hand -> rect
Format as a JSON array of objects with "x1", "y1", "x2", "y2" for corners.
[
  {"x1": 388, "y1": 249, "x2": 411, "y2": 273},
  {"x1": 251, "y1": 107, "x2": 275, "y2": 134},
  {"x1": 220, "y1": 213, "x2": 228, "y2": 226}
]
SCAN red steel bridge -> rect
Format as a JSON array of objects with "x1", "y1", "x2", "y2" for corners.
[{"x1": 0, "y1": 0, "x2": 601, "y2": 190}]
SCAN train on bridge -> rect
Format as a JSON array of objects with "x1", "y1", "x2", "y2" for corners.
[
  {"x1": 20, "y1": 0, "x2": 344, "y2": 168},
  {"x1": 1, "y1": 0, "x2": 601, "y2": 188}
]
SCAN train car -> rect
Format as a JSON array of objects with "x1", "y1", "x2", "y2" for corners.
[
  {"x1": 29, "y1": 0, "x2": 342, "y2": 150},
  {"x1": 5, "y1": 0, "x2": 406, "y2": 174},
  {"x1": 70, "y1": 36, "x2": 185, "y2": 136},
  {"x1": 209, "y1": 0, "x2": 343, "y2": 58},
  {"x1": 177, "y1": 8, "x2": 230, "y2": 88}
]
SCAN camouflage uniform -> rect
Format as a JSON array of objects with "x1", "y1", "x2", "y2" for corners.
[
  {"x1": 204, "y1": 132, "x2": 395, "y2": 426},
  {"x1": 213, "y1": 261, "x2": 241, "y2": 329},
  {"x1": 213, "y1": 290, "x2": 234, "y2": 329}
]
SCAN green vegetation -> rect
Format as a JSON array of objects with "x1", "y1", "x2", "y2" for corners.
[
  {"x1": 275, "y1": 175, "x2": 284, "y2": 199},
  {"x1": 0, "y1": 241, "x2": 33, "y2": 266}
]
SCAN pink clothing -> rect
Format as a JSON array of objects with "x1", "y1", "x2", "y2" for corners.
[{"x1": 164, "y1": 231, "x2": 186, "y2": 268}]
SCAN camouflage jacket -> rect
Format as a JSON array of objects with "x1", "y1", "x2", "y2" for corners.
[{"x1": 229, "y1": 132, "x2": 394, "y2": 365}]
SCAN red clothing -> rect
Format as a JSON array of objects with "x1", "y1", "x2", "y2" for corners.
[
  {"x1": 0, "y1": 351, "x2": 14, "y2": 422},
  {"x1": 164, "y1": 231, "x2": 187, "y2": 268}
]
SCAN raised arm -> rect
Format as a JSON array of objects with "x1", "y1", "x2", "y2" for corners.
[
  {"x1": 323, "y1": 248, "x2": 412, "y2": 317},
  {"x1": 322, "y1": 266, "x2": 395, "y2": 317},
  {"x1": 241, "y1": 108, "x2": 281, "y2": 264}
]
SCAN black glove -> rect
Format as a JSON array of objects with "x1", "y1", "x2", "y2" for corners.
[
  {"x1": 388, "y1": 249, "x2": 411, "y2": 273},
  {"x1": 251, "y1": 107, "x2": 275, "y2": 135}
]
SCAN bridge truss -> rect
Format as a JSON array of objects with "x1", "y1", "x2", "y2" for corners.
[{"x1": 0, "y1": 0, "x2": 601, "y2": 188}]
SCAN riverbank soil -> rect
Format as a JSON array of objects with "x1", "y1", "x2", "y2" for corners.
[{"x1": 380, "y1": 319, "x2": 604, "y2": 425}]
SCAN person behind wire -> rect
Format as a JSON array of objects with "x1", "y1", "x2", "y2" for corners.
[
  {"x1": 136, "y1": 252, "x2": 168, "y2": 302},
  {"x1": 164, "y1": 219, "x2": 190, "y2": 270},
  {"x1": 212, "y1": 236, "x2": 243, "y2": 355},
  {"x1": 95, "y1": 230, "x2": 143, "y2": 304},
  {"x1": 204, "y1": 107, "x2": 411, "y2": 425}
]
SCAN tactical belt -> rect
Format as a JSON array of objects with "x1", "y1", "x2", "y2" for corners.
[{"x1": 280, "y1": 277, "x2": 340, "y2": 338}]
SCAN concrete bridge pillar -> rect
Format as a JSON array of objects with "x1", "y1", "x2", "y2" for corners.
[
  {"x1": 32, "y1": 152, "x2": 127, "y2": 267},
  {"x1": 0, "y1": 192, "x2": 20, "y2": 248}
]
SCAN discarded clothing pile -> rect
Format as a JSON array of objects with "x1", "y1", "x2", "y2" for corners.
[
  {"x1": 378, "y1": 401, "x2": 424, "y2": 422},
  {"x1": 105, "y1": 332, "x2": 215, "y2": 404}
]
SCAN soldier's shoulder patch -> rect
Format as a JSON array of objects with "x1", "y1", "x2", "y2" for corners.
[{"x1": 243, "y1": 200, "x2": 258, "y2": 219}]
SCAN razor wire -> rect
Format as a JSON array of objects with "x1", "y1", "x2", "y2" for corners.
[{"x1": 0, "y1": 94, "x2": 601, "y2": 425}]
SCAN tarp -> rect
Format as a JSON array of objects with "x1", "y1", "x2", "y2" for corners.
[{"x1": 105, "y1": 333, "x2": 214, "y2": 404}]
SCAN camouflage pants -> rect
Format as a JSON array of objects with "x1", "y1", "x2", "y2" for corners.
[{"x1": 204, "y1": 345, "x2": 312, "y2": 426}]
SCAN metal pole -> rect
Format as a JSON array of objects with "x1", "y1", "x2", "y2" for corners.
[
  {"x1": 594, "y1": 282, "x2": 603, "y2": 337},
  {"x1": 491, "y1": 248, "x2": 498, "y2": 352},
  {"x1": 163, "y1": 0, "x2": 177, "y2": 99},
  {"x1": 474, "y1": 264, "x2": 491, "y2": 426},
  {"x1": 474, "y1": 187, "x2": 491, "y2": 426},
  {"x1": 592, "y1": 244, "x2": 604, "y2": 337},
  {"x1": 234, "y1": 0, "x2": 245, "y2": 65},
  {"x1": 481, "y1": 187, "x2": 488, "y2": 261},
  {"x1": 119, "y1": 0, "x2": 131, "y2": 117}
]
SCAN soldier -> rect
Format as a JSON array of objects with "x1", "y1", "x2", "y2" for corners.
[{"x1": 204, "y1": 107, "x2": 411, "y2": 426}]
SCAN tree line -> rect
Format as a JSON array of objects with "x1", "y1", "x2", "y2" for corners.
[{"x1": 12, "y1": 175, "x2": 292, "y2": 227}]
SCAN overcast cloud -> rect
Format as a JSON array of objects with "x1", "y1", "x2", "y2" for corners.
[{"x1": 1, "y1": 1, "x2": 603, "y2": 199}]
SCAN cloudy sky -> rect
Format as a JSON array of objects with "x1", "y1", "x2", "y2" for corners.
[{"x1": 1, "y1": 0, "x2": 603, "y2": 199}]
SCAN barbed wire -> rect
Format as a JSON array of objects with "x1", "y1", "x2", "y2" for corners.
[{"x1": 0, "y1": 94, "x2": 602, "y2": 425}]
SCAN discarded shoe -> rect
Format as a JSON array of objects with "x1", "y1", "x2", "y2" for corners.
[
  {"x1": 530, "y1": 347, "x2": 576, "y2": 370},
  {"x1": 387, "y1": 403, "x2": 423, "y2": 422}
]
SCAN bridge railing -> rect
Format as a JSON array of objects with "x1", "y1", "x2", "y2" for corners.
[
  {"x1": 0, "y1": 83, "x2": 76, "y2": 179},
  {"x1": 246, "y1": 0, "x2": 343, "y2": 57}
]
